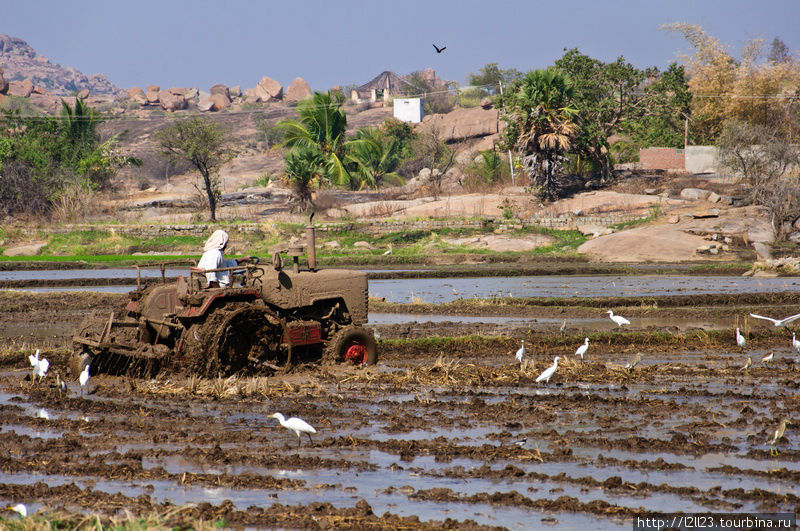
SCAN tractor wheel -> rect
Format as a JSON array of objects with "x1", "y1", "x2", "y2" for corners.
[
  {"x1": 325, "y1": 326, "x2": 377, "y2": 366},
  {"x1": 182, "y1": 304, "x2": 283, "y2": 377}
]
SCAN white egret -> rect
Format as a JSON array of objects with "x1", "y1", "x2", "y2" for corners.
[
  {"x1": 34, "y1": 357, "x2": 49, "y2": 381},
  {"x1": 35, "y1": 408, "x2": 49, "y2": 420},
  {"x1": 749, "y1": 312, "x2": 800, "y2": 328},
  {"x1": 575, "y1": 338, "x2": 589, "y2": 360},
  {"x1": 761, "y1": 351, "x2": 775, "y2": 365},
  {"x1": 383, "y1": 244, "x2": 393, "y2": 256},
  {"x1": 741, "y1": 357, "x2": 752, "y2": 371},
  {"x1": 515, "y1": 340, "x2": 526, "y2": 363},
  {"x1": 270, "y1": 412, "x2": 317, "y2": 446},
  {"x1": 79, "y1": 364, "x2": 90, "y2": 396},
  {"x1": 767, "y1": 418, "x2": 789, "y2": 456},
  {"x1": 7, "y1": 503, "x2": 27, "y2": 518},
  {"x1": 28, "y1": 349, "x2": 40, "y2": 369},
  {"x1": 536, "y1": 356, "x2": 560, "y2": 384},
  {"x1": 792, "y1": 333, "x2": 800, "y2": 352},
  {"x1": 735, "y1": 328, "x2": 746, "y2": 350},
  {"x1": 606, "y1": 310, "x2": 630, "y2": 327}
]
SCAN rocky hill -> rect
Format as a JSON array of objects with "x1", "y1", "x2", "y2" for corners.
[{"x1": 0, "y1": 34, "x2": 121, "y2": 95}]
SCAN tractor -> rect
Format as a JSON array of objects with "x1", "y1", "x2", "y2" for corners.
[{"x1": 71, "y1": 224, "x2": 377, "y2": 377}]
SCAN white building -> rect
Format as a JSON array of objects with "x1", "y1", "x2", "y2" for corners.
[{"x1": 393, "y1": 97, "x2": 424, "y2": 123}]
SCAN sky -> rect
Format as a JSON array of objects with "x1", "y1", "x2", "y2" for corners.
[{"x1": 3, "y1": 0, "x2": 799, "y2": 92}]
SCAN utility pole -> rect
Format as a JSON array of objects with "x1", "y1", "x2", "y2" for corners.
[{"x1": 499, "y1": 81, "x2": 515, "y2": 185}]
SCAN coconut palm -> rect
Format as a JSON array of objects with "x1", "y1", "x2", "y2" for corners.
[
  {"x1": 277, "y1": 91, "x2": 350, "y2": 186},
  {"x1": 502, "y1": 69, "x2": 579, "y2": 200},
  {"x1": 345, "y1": 127, "x2": 403, "y2": 190},
  {"x1": 283, "y1": 146, "x2": 324, "y2": 213}
]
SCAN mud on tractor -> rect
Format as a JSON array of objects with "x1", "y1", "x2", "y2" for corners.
[{"x1": 72, "y1": 224, "x2": 377, "y2": 377}]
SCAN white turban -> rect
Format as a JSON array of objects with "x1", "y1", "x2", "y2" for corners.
[{"x1": 203, "y1": 230, "x2": 229, "y2": 252}]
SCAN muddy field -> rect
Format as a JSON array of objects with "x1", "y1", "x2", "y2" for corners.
[{"x1": 0, "y1": 287, "x2": 799, "y2": 529}]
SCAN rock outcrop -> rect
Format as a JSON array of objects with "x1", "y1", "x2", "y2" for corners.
[
  {"x1": 417, "y1": 106, "x2": 499, "y2": 142},
  {"x1": 254, "y1": 76, "x2": 283, "y2": 101},
  {"x1": 0, "y1": 66, "x2": 8, "y2": 94},
  {"x1": 0, "y1": 34, "x2": 122, "y2": 95},
  {"x1": 210, "y1": 84, "x2": 230, "y2": 99},
  {"x1": 210, "y1": 92, "x2": 231, "y2": 111},
  {"x1": 159, "y1": 90, "x2": 187, "y2": 112},
  {"x1": 127, "y1": 86, "x2": 146, "y2": 104},
  {"x1": 285, "y1": 77, "x2": 312, "y2": 101}
]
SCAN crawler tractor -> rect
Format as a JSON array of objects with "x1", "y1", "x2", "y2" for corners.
[{"x1": 72, "y1": 225, "x2": 376, "y2": 376}]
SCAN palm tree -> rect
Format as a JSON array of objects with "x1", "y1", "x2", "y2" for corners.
[
  {"x1": 502, "y1": 69, "x2": 579, "y2": 200},
  {"x1": 345, "y1": 127, "x2": 403, "y2": 190},
  {"x1": 277, "y1": 91, "x2": 350, "y2": 187},
  {"x1": 283, "y1": 146, "x2": 324, "y2": 213}
]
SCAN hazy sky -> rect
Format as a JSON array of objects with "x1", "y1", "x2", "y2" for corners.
[{"x1": 3, "y1": 0, "x2": 798, "y2": 91}]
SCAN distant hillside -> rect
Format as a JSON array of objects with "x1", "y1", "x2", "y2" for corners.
[{"x1": 0, "y1": 34, "x2": 121, "y2": 95}]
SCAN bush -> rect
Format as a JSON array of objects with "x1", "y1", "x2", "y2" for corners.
[
  {"x1": 253, "y1": 115, "x2": 285, "y2": 149},
  {"x1": 463, "y1": 149, "x2": 510, "y2": 188}
]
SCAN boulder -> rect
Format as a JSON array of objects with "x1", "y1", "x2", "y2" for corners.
[
  {"x1": 787, "y1": 232, "x2": 800, "y2": 244},
  {"x1": 418, "y1": 168, "x2": 432, "y2": 181},
  {"x1": 230, "y1": 85, "x2": 242, "y2": 98},
  {"x1": 147, "y1": 85, "x2": 161, "y2": 93},
  {"x1": 197, "y1": 93, "x2": 215, "y2": 111},
  {"x1": 353, "y1": 241, "x2": 373, "y2": 249},
  {"x1": 3, "y1": 242, "x2": 46, "y2": 257},
  {"x1": 183, "y1": 88, "x2": 199, "y2": 100},
  {"x1": 28, "y1": 93, "x2": 60, "y2": 112},
  {"x1": 7, "y1": 80, "x2": 33, "y2": 98},
  {"x1": 210, "y1": 92, "x2": 231, "y2": 111},
  {"x1": 145, "y1": 89, "x2": 160, "y2": 104},
  {"x1": 76, "y1": 88, "x2": 90, "y2": 100},
  {"x1": 707, "y1": 191, "x2": 721, "y2": 203},
  {"x1": 160, "y1": 91, "x2": 187, "y2": 112},
  {"x1": 480, "y1": 97, "x2": 493, "y2": 109},
  {"x1": 752, "y1": 242, "x2": 772, "y2": 260},
  {"x1": 127, "y1": 86, "x2": 146, "y2": 103},
  {"x1": 31, "y1": 85, "x2": 47, "y2": 95},
  {"x1": 255, "y1": 76, "x2": 283, "y2": 101},
  {"x1": 0, "y1": 66, "x2": 7, "y2": 94},
  {"x1": 578, "y1": 224, "x2": 613, "y2": 238},
  {"x1": 680, "y1": 188, "x2": 711, "y2": 201},
  {"x1": 418, "y1": 106, "x2": 499, "y2": 142},
  {"x1": 168, "y1": 87, "x2": 188, "y2": 96},
  {"x1": 244, "y1": 87, "x2": 259, "y2": 103},
  {"x1": 323, "y1": 241, "x2": 341, "y2": 249},
  {"x1": 285, "y1": 77, "x2": 311, "y2": 101},
  {"x1": 210, "y1": 83, "x2": 230, "y2": 99}
]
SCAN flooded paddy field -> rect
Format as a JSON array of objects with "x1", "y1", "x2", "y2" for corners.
[{"x1": 0, "y1": 283, "x2": 799, "y2": 528}]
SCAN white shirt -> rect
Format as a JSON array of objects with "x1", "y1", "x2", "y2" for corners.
[{"x1": 197, "y1": 249, "x2": 237, "y2": 286}]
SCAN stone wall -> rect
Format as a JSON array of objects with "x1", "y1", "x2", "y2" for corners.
[
  {"x1": 16, "y1": 215, "x2": 648, "y2": 240},
  {"x1": 639, "y1": 148, "x2": 685, "y2": 171}
]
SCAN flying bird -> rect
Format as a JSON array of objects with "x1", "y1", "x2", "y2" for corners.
[
  {"x1": 79, "y1": 364, "x2": 90, "y2": 396},
  {"x1": 6, "y1": 503, "x2": 27, "y2": 518},
  {"x1": 575, "y1": 338, "x2": 589, "y2": 360},
  {"x1": 270, "y1": 412, "x2": 317, "y2": 446},
  {"x1": 432, "y1": 43, "x2": 447, "y2": 53},
  {"x1": 536, "y1": 356, "x2": 560, "y2": 384},
  {"x1": 607, "y1": 310, "x2": 630, "y2": 327},
  {"x1": 749, "y1": 312, "x2": 800, "y2": 328},
  {"x1": 735, "y1": 327, "x2": 746, "y2": 350},
  {"x1": 515, "y1": 340, "x2": 526, "y2": 363}
]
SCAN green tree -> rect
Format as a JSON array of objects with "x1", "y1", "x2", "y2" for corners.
[
  {"x1": 554, "y1": 48, "x2": 648, "y2": 180},
  {"x1": 0, "y1": 101, "x2": 135, "y2": 217},
  {"x1": 277, "y1": 91, "x2": 350, "y2": 186},
  {"x1": 625, "y1": 63, "x2": 693, "y2": 148},
  {"x1": 283, "y1": 146, "x2": 325, "y2": 213},
  {"x1": 500, "y1": 69, "x2": 578, "y2": 200},
  {"x1": 156, "y1": 117, "x2": 233, "y2": 221},
  {"x1": 345, "y1": 127, "x2": 403, "y2": 190},
  {"x1": 468, "y1": 62, "x2": 523, "y2": 90}
]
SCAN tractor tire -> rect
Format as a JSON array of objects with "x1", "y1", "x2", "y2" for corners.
[
  {"x1": 181, "y1": 303, "x2": 283, "y2": 377},
  {"x1": 325, "y1": 326, "x2": 377, "y2": 366}
]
